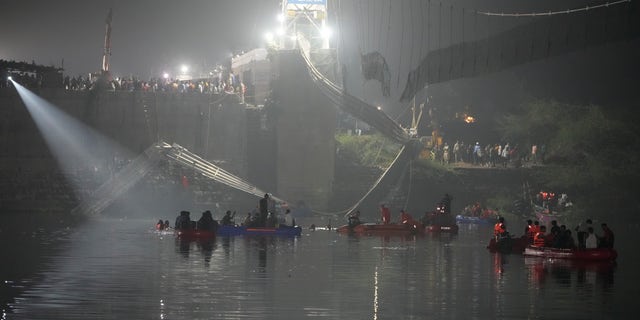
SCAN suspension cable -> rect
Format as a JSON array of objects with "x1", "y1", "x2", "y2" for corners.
[{"x1": 477, "y1": 0, "x2": 630, "y2": 17}]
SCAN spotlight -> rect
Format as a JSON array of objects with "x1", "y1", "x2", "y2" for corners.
[{"x1": 7, "y1": 76, "x2": 12, "y2": 80}]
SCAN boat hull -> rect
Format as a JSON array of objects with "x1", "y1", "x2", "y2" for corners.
[
  {"x1": 455, "y1": 215, "x2": 497, "y2": 225},
  {"x1": 425, "y1": 224, "x2": 459, "y2": 233},
  {"x1": 487, "y1": 236, "x2": 528, "y2": 253},
  {"x1": 175, "y1": 229, "x2": 216, "y2": 240},
  {"x1": 217, "y1": 225, "x2": 302, "y2": 236},
  {"x1": 523, "y1": 246, "x2": 617, "y2": 261},
  {"x1": 337, "y1": 223, "x2": 421, "y2": 235}
]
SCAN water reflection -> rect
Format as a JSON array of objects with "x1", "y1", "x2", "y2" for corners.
[
  {"x1": 3, "y1": 218, "x2": 633, "y2": 319},
  {"x1": 524, "y1": 257, "x2": 616, "y2": 290}
]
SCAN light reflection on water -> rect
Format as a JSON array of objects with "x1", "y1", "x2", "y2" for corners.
[{"x1": 3, "y1": 218, "x2": 637, "y2": 319}]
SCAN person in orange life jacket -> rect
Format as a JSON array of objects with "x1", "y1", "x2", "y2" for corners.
[
  {"x1": 524, "y1": 219, "x2": 534, "y2": 243},
  {"x1": 529, "y1": 221, "x2": 541, "y2": 243},
  {"x1": 494, "y1": 217, "x2": 506, "y2": 239},
  {"x1": 533, "y1": 225, "x2": 548, "y2": 247},
  {"x1": 380, "y1": 204, "x2": 391, "y2": 224},
  {"x1": 400, "y1": 210, "x2": 422, "y2": 229},
  {"x1": 400, "y1": 209, "x2": 413, "y2": 224}
]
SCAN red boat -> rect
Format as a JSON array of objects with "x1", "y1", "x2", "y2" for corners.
[
  {"x1": 336, "y1": 223, "x2": 422, "y2": 235},
  {"x1": 523, "y1": 245, "x2": 617, "y2": 261},
  {"x1": 487, "y1": 236, "x2": 528, "y2": 253},
  {"x1": 425, "y1": 224, "x2": 459, "y2": 233},
  {"x1": 175, "y1": 229, "x2": 216, "y2": 240}
]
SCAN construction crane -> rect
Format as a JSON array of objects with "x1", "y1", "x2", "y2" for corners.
[{"x1": 101, "y1": 8, "x2": 112, "y2": 78}]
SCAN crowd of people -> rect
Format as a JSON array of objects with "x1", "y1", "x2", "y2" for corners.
[
  {"x1": 430, "y1": 140, "x2": 546, "y2": 168},
  {"x1": 493, "y1": 217, "x2": 615, "y2": 249},
  {"x1": 62, "y1": 73, "x2": 245, "y2": 96}
]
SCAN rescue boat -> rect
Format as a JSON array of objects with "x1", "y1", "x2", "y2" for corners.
[
  {"x1": 455, "y1": 215, "x2": 497, "y2": 225},
  {"x1": 217, "y1": 225, "x2": 302, "y2": 236},
  {"x1": 175, "y1": 229, "x2": 216, "y2": 240},
  {"x1": 486, "y1": 236, "x2": 528, "y2": 253},
  {"x1": 425, "y1": 224, "x2": 459, "y2": 233},
  {"x1": 336, "y1": 223, "x2": 422, "y2": 235}
]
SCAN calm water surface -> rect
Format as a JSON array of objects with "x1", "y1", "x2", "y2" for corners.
[{"x1": 3, "y1": 218, "x2": 639, "y2": 319}]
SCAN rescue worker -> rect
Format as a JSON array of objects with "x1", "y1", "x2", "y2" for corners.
[
  {"x1": 221, "y1": 210, "x2": 235, "y2": 226},
  {"x1": 175, "y1": 210, "x2": 192, "y2": 230},
  {"x1": 380, "y1": 204, "x2": 391, "y2": 224},
  {"x1": 599, "y1": 223, "x2": 615, "y2": 248},
  {"x1": 533, "y1": 225, "x2": 547, "y2": 247},
  {"x1": 585, "y1": 227, "x2": 598, "y2": 249},
  {"x1": 348, "y1": 210, "x2": 361, "y2": 227},
  {"x1": 494, "y1": 217, "x2": 506, "y2": 239},
  {"x1": 197, "y1": 210, "x2": 218, "y2": 232}
]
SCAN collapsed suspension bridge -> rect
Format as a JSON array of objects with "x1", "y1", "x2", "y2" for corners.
[{"x1": 73, "y1": 0, "x2": 640, "y2": 217}]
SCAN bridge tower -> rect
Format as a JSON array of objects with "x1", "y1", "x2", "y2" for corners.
[{"x1": 233, "y1": 1, "x2": 338, "y2": 211}]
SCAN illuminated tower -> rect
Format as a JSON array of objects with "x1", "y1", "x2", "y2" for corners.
[{"x1": 101, "y1": 8, "x2": 112, "y2": 76}]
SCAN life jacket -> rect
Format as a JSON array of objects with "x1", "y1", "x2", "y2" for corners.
[
  {"x1": 533, "y1": 232, "x2": 546, "y2": 247},
  {"x1": 530, "y1": 225, "x2": 540, "y2": 237},
  {"x1": 494, "y1": 222, "x2": 505, "y2": 236}
]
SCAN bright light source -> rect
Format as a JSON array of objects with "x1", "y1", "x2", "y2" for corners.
[
  {"x1": 376, "y1": 106, "x2": 382, "y2": 111},
  {"x1": 10, "y1": 80, "x2": 133, "y2": 204},
  {"x1": 320, "y1": 26, "x2": 332, "y2": 39},
  {"x1": 7, "y1": 76, "x2": 12, "y2": 80},
  {"x1": 276, "y1": 27, "x2": 285, "y2": 36},
  {"x1": 180, "y1": 65, "x2": 189, "y2": 73},
  {"x1": 264, "y1": 32, "x2": 274, "y2": 42},
  {"x1": 277, "y1": 13, "x2": 285, "y2": 22},
  {"x1": 162, "y1": 72, "x2": 169, "y2": 79}
]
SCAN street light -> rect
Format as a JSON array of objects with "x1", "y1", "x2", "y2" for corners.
[{"x1": 180, "y1": 65, "x2": 189, "y2": 74}]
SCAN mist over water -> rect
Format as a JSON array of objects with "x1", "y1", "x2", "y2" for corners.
[{"x1": 2, "y1": 217, "x2": 638, "y2": 319}]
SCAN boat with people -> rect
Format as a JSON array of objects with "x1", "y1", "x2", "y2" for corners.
[
  {"x1": 217, "y1": 225, "x2": 302, "y2": 236},
  {"x1": 455, "y1": 215, "x2": 497, "y2": 225},
  {"x1": 423, "y1": 211, "x2": 458, "y2": 233},
  {"x1": 421, "y1": 193, "x2": 458, "y2": 233},
  {"x1": 456, "y1": 202, "x2": 499, "y2": 225},
  {"x1": 523, "y1": 245, "x2": 617, "y2": 261}
]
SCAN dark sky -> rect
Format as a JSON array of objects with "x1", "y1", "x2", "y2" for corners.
[{"x1": 0, "y1": 0, "x2": 280, "y2": 78}]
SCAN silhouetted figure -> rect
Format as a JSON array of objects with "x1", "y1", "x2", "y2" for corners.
[
  {"x1": 221, "y1": 210, "x2": 235, "y2": 226},
  {"x1": 259, "y1": 194, "x2": 270, "y2": 227},
  {"x1": 175, "y1": 211, "x2": 192, "y2": 230},
  {"x1": 197, "y1": 210, "x2": 218, "y2": 232}
]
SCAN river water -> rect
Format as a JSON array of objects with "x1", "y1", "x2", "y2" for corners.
[{"x1": 1, "y1": 217, "x2": 638, "y2": 319}]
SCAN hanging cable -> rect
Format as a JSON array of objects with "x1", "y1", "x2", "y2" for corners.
[
  {"x1": 396, "y1": 0, "x2": 405, "y2": 89},
  {"x1": 476, "y1": 0, "x2": 630, "y2": 17}
]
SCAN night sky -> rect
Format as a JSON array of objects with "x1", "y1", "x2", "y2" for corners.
[{"x1": 0, "y1": 0, "x2": 280, "y2": 78}]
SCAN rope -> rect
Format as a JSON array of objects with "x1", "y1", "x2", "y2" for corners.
[
  {"x1": 403, "y1": 159, "x2": 413, "y2": 210},
  {"x1": 477, "y1": 0, "x2": 630, "y2": 17},
  {"x1": 344, "y1": 145, "x2": 407, "y2": 217},
  {"x1": 396, "y1": 0, "x2": 405, "y2": 89}
]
